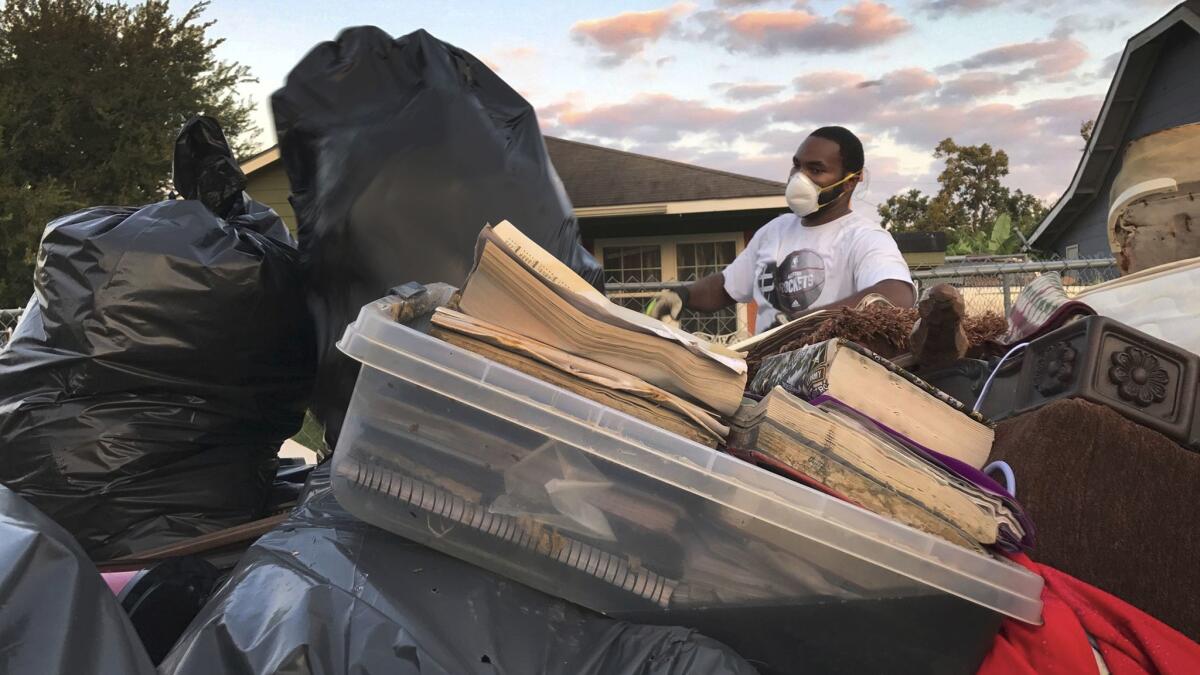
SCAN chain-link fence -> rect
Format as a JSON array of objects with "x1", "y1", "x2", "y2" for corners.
[
  {"x1": 0, "y1": 256, "x2": 1121, "y2": 349},
  {"x1": 912, "y1": 256, "x2": 1120, "y2": 317},
  {"x1": 0, "y1": 308, "x2": 22, "y2": 349},
  {"x1": 606, "y1": 255, "x2": 1121, "y2": 342}
]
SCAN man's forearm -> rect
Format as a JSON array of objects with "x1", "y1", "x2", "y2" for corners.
[
  {"x1": 682, "y1": 272, "x2": 736, "y2": 312},
  {"x1": 788, "y1": 279, "x2": 915, "y2": 317}
]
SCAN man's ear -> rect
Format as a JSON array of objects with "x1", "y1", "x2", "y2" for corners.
[{"x1": 845, "y1": 171, "x2": 862, "y2": 195}]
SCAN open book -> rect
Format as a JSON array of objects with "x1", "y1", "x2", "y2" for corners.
[
  {"x1": 749, "y1": 339, "x2": 994, "y2": 469},
  {"x1": 459, "y1": 222, "x2": 747, "y2": 415}
]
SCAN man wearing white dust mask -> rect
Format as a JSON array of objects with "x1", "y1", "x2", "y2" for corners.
[{"x1": 648, "y1": 126, "x2": 914, "y2": 333}]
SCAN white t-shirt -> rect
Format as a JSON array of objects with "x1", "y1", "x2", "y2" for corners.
[{"x1": 722, "y1": 210, "x2": 913, "y2": 333}]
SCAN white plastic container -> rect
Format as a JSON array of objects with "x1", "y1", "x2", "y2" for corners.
[{"x1": 331, "y1": 299, "x2": 1043, "y2": 668}]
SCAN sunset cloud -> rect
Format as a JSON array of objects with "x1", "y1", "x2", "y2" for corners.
[
  {"x1": 942, "y1": 34, "x2": 1089, "y2": 81},
  {"x1": 919, "y1": 0, "x2": 1116, "y2": 17},
  {"x1": 698, "y1": 0, "x2": 910, "y2": 55},
  {"x1": 543, "y1": 60, "x2": 1100, "y2": 201},
  {"x1": 546, "y1": 0, "x2": 1126, "y2": 202},
  {"x1": 1095, "y1": 50, "x2": 1122, "y2": 80},
  {"x1": 869, "y1": 67, "x2": 940, "y2": 97},
  {"x1": 1051, "y1": 12, "x2": 1125, "y2": 36},
  {"x1": 571, "y1": 3, "x2": 692, "y2": 66},
  {"x1": 937, "y1": 71, "x2": 1020, "y2": 101},
  {"x1": 485, "y1": 45, "x2": 539, "y2": 73},
  {"x1": 496, "y1": 46, "x2": 538, "y2": 61},
  {"x1": 919, "y1": 0, "x2": 1003, "y2": 17},
  {"x1": 794, "y1": 70, "x2": 865, "y2": 92},
  {"x1": 550, "y1": 93, "x2": 757, "y2": 144},
  {"x1": 714, "y1": 82, "x2": 788, "y2": 101}
]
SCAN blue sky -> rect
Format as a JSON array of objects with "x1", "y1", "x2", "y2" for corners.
[{"x1": 183, "y1": 0, "x2": 1179, "y2": 212}]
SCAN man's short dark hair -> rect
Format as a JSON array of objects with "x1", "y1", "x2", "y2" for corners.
[{"x1": 810, "y1": 126, "x2": 864, "y2": 174}]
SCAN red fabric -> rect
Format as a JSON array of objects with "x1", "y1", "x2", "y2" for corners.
[{"x1": 979, "y1": 554, "x2": 1200, "y2": 675}]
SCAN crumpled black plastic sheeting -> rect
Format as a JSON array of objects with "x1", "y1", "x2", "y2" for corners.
[
  {"x1": 0, "y1": 118, "x2": 315, "y2": 560},
  {"x1": 0, "y1": 485, "x2": 155, "y2": 675},
  {"x1": 271, "y1": 26, "x2": 603, "y2": 445},
  {"x1": 159, "y1": 466, "x2": 758, "y2": 675},
  {"x1": 172, "y1": 114, "x2": 250, "y2": 217}
]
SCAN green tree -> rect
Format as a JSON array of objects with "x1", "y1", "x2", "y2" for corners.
[
  {"x1": 876, "y1": 189, "x2": 930, "y2": 232},
  {"x1": 878, "y1": 137, "x2": 1048, "y2": 255},
  {"x1": 931, "y1": 138, "x2": 1009, "y2": 239},
  {"x1": 0, "y1": 0, "x2": 257, "y2": 307},
  {"x1": 1080, "y1": 119, "x2": 1095, "y2": 144}
]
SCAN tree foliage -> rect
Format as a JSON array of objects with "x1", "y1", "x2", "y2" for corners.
[
  {"x1": 1080, "y1": 119, "x2": 1095, "y2": 144},
  {"x1": 877, "y1": 138, "x2": 1049, "y2": 256},
  {"x1": 0, "y1": 0, "x2": 257, "y2": 306}
]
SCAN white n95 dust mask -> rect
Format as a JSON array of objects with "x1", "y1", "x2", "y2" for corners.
[{"x1": 786, "y1": 171, "x2": 859, "y2": 217}]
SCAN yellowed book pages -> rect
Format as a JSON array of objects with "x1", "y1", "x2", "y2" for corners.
[
  {"x1": 751, "y1": 339, "x2": 994, "y2": 469},
  {"x1": 748, "y1": 389, "x2": 997, "y2": 544},
  {"x1": 432, "y1": 308, "x2": 728, "y2": 439},
  {"x1": 431, "y1": 326, "x2": 721, "y2": 447},
  {"x1": 826, "y1": 345, "x2": 992, "y2": 469},
  {"x1": 490, "y1": 220, "x2": 610, "y2": 301},
  {"x1": 461, "y1": 239, "x2": 746, "y2": 415},
  {"x1": 489, "y1": 221, "x2": 746, "y2": 371},
  {"x1": 739, "y1": 421, "x2": 984, "y2": 552}
]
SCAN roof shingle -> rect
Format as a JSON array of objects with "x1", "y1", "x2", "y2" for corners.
[
  {"x1": 242, "y1": 136, "x2": 786, "y2": 209},
  {"x1": 545, "y1": 137, "x2": 785, "y2": 208}
]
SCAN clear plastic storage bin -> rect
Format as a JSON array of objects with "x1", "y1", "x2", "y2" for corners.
[{"x1": 332, "y1": 299, "x2": 1044, "y2": 673}]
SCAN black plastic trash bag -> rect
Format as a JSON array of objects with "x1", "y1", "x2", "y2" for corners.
[
  {"x1": 271, "y1": 27, "x2": 602, "y2": 446},
  {"x1": 0, "y1": 117, "x2": 315, "y2": 560},
  {"x1": 159, "y1": 465, "x2": 756, "y2": 675},
  {"x1": 172, "y1": 113, "x2": 251, "y2": 216},
  {"x1": 0, "y1": 484, "x2": 156, "y2": 675}
]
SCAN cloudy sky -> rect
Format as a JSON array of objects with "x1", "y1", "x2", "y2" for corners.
[{"x1": 187, "y1": 0, "x2": 1178, "y2": 214}]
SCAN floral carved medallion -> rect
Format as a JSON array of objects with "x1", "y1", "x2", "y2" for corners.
[{"x1": 1109, "y1": 347, "x2": 1169, "y2": 407}]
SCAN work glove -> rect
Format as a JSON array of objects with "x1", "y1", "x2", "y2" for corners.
[
  {"x1": 646, "y1": 287, "x2": 688, "y2": 322},
  {"x1": 762, "y1": 311, "x2": 790, "y2": 332}
]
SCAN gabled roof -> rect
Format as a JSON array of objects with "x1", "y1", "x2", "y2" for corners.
[
  {"x1": 238, "y1": 145, "x2": 279, "y2": 176},
  {"x1": 240, "y1": 137, "x2": 785, "y2": 214},
  {"x1": 1028, "y1": 1, "x2": 1200, "y2": 248},
  {"x1": 543, "y1": 137, "x2": 784, "y2": 208}
]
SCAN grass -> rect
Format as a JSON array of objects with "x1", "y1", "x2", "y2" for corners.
[{"x1": 291, "y1": 410, "x2": 330, "y2": 460}]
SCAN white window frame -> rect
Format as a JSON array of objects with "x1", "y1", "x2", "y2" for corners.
[
  {"x1": 1064, "y1": 244, "x2": 1080, "y2": 260},
  {"x1": 594, "y1": 233, "x2": 749, "y2": 342}
]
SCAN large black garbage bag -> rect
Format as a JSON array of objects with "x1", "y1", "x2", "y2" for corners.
[
  {"x1": 0, "y1": 117, "x2": 315, "y2": 559},
  {"x1": 271, "y1": 26, "x2": 602, "y2": 446},
  {"x1": 0, "y1": 484, "x2": 156, "y2": 674},
  {"x1": 159, "y1": 465, "x2": 756, "y2": 675}
]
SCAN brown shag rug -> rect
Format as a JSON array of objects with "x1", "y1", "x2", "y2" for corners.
[{"x1": 746, "y1": 305, "x2": 1008, "y2": 379}]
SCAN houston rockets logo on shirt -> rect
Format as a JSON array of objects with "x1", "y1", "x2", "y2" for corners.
[{"x1": 757, "y1": 249, "x2": 826, "y2": 313}]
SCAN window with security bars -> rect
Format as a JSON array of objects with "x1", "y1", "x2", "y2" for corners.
[
  {"x1": 680, "y1": 307, "x2": 738, "y2": 338},
  {"x1": 675, "y1": 241, "x2": 736, "y2": 282},
  {"x1": 610, "y1": 294, "x2": 738, "y2": 341},
  {"x1": 611, "y1": 295, "x2": 653, "y2": 314},
  {"x1": 600, "y1": 237, "x2": 745, "y2": 343},
  {"x1": 602, "y1": 245, "x2": 662, "y2": 285},
  {"x1": 674, "y1": 241, "x2": 739, "y2": 337}
]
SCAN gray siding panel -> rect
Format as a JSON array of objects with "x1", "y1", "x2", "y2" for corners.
[
  {"x1": 1050, "y1": 204, "x2": 1112, "y2": 258},
  {"x1": 1126, "y1": 27, "x2": 1200, "y2": 140},
  {"x1": 1042, "y1": 28, "x2": 1200, "y2": 254}
]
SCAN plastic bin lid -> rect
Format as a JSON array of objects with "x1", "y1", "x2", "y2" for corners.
[{"x1": 338, "y1": 300, "x2": 1045, "y2": 624}]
